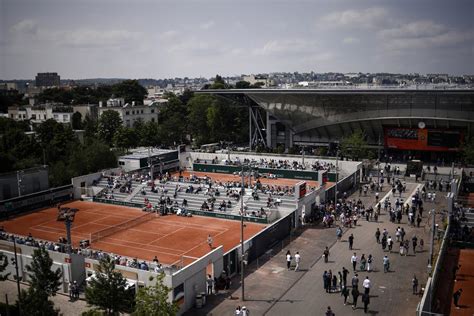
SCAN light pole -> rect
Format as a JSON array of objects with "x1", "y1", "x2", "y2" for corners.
[
  {"x1": 12, "y1": 238, "x2": 21, "y2": 314},
  {"x1": 335, "y1": 149, "x2": 339, "y2": 205},
  {"x1": 240, "y1": 164, "x2": 245, "y2": 301},
  {"x1": 16, "y1": 171, "x2": 23, "y2": 197},
  {"x1": 377, "y1": 134, "x2": 381, "y2": 191}
]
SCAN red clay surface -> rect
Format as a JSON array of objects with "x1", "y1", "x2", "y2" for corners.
[
  {"x1": 451, "y1": 248, "x2": 474, "y2": 316},
  {"x1": 175, "y1": 170, "x2": 321, "y2": 189},
  {"x1": 0, "y1": 201, "x2": 265, "y2": 266}
]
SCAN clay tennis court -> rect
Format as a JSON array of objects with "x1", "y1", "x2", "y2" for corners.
[
  {"x1": 175, "y1": 170, "x2": 322, "y2": 189},
  {"x1": 0, "y1": 200, "x2": 265, "y2": 267},
  {"x1": 450, "y1": 248, "x2": 474, "y2": 316}
]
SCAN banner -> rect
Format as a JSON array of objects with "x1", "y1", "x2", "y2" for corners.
[{"x1": 384, "y1": 127, "x2": 462, "y2": 152}]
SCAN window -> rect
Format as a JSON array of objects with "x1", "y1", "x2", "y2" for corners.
[
  {"x1": 151, "y1": 118, "x2": 155, "y2": 122},
  {"x1": 132, "y1": 111, "x2": 135, "y2": 115},
  {"x1": 119, "y1": 161, "x2": 125, "y2": 166},
  {"x1": 151, "y1": 109, "x2": 155, "y2": 113},
  {"x1": 126, "y1": 120, "x2": 130, "y2": 127},
  {"x1": 63, "y1": 114, "x2": 69, "y2": 121},
  {"x1": 31, "y1": 114, "x2": 36, "y2": 120},
  {"x1": 141, "y1": 110, "x2": 144, "y2": 114},
  {"x1": 54, "y1": 114, "x2": 58, "y2": 119},
  {"x1": 126, "y1": 111, "x2": 129, "y2": 115}
]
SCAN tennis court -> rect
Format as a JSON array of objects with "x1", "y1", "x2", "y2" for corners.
[{"x1": 0, "y1": 200, "x2": 265, "y2": 267}]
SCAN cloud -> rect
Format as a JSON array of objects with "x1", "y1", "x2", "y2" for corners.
[
  {"x1": 10, "y1": 19, "x2": 39, "y2": 35},
  {"x1": 378, "y1": 21, "x2": 474, "y2": 51},
  {"x1": 9, "y1": 20, "x2": 142, "y2": 48},
  {"x1": 253, "y1": 39, "x2": 320, "y2": 56},
  {"x1": 320, "y1": 7, "x2": 389, "y2": 29},
  {"x1": 200, "y1": 20, "x2": 215, "y2": 30},
  {"x1": 342, "y1": 37, "x2": 360, "y2": 44},
  {"x1": 378, "y1": 21, "x2": 447, "y2": 39},
  {"x1": 159, "y1": 30, "x2": 180, "y2": 41}
]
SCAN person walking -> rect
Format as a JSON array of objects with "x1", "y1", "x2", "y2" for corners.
[
  {"x1": 323, "y1": 246, "x2": 330, "y2": 263},
  {"x1": 351, "y1": 273, "x2": 359, "y2": 290},
  {"x1": 294, "y1": 251, "x2": 301, "y2": 271},
  {"x1": 367, "y1": 254, "x2": 373, "y2": 272},
  {"x1": 326, "y1": 306, "x2": 335, "y2": 316},
  {"x1": 375, "y1": 228, "x2": 381, "y2": 243},
  {"x1": 388, "y1": 236, "x2": 393, "y2": 252},
  {"x1": 362, "y1": 292, "x2": 370, "y2": 313},
  {"x1": 342, "y1": 267, "x2": 349, "y2": 287},
  {"x1": 286, "y1": 250, "x2": 292, "y2": 270},
  {"x1": 351, "y1": 287, "x2": 360, "y2": 310},
  {"x1": 360, "y1": 254, "x2": 366, "y2": 271},
  {"x1": 363, "y1": 276, "x2": 371, "y2": 295},
  {"x1": 332, "y1": 274, "x2": 338, "y2": 293},
  {"x1": 341, "y1": 286, "x2": 349, "y2": 305},
  {"x1": 338, "y1": 271, "x2": 343, "y2": 290},
  {"x1": 323, "y1": 271, "x2": 330, "y2": 292},
  {"x1": 383, "y1": 255, "x2": 390, "y2": 273},
  {"x1": 207, "y1": 274, "x2": 214, "y2": 295},
  {"x1": 381, "y1": 235, "x2": 387, "y2": 251},
  {"x1": 351, "y1": 253, "x2": 358, "y2": 271},
  {"x1": 336, "y1": 226, "x2": 343, "y2": 241},
  {"x1": 453, "y1": 288, "x2": 463, "y2": 309},
  {"x1": 412, "y1": 275, "x2": 419, "y2": 295},
  {"x1": 348, "y1": 234, "x2": 354, "y2": 250},
  {"x1": 412, "y1": 236, "x2": 418, "y2": 254},
  {"x1": 68, "y1": 282, "x2": 74, "y2": 301}
]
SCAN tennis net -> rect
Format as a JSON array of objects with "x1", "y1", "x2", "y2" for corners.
[{"x1": 90, "y1": 212, "x2": 155, "y2": 243}]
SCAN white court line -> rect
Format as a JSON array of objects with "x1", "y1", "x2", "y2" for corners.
[
  {"x1": 100, "y1": 235, "x2": 189, "y2": 252},
  {"x1": 146, "y1": 227, "x2": 186, "y2": 245},
  {"x1": 180, "y1": 228, "x2": 230, "y2": 258},
  {"x1": 94, "y1": 239, "x2": 184, "y2": 258},
  {"x1": 31, "y1": 226, "x2": 89, "y2": 239}
]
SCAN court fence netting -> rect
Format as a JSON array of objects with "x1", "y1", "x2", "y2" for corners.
[{"x1": 89, "y1": 212, "x2": 155, "y2": 243}]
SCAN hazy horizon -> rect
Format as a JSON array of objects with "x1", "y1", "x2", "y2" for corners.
[{"x1": 1, "y1": 0, "x2": 473, "y2": 80}]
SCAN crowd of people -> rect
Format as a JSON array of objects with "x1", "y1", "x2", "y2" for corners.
[
  {"x1": 195, "y1": 156, "x2": 334, "y2": 172},
  {"x1": 0, "y1": 231, "x2": 166, "y2": 274}
]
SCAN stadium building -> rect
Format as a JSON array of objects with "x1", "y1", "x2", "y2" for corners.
[{"x1": 201, "y1": 88, "x2": 474, "y2": 161}]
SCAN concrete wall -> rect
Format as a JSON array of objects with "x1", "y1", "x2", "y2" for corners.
[
  {"x1": 171, "y1": 246, "x2": 224, "y2": 315},
  {"x1": 0, "y1": 241, "x2": 73, "y2": 293},
  {"x1": 187, "y1": 152, "x2": 360, "y2": 178}
]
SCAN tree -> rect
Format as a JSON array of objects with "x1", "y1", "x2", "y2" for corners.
[
  {"x1": 112, "y1": 80, "x2": 147, "y2": 104},
  {"x1": 85, "y1": 256, "x2": 134, "y2": 315},
  {"x1": 98, "y1": 110, "x2": 122, "y2": 145},
  {"x1": 235, "y1": 80, "x2": 251, "y2": 89},
  {"x1": 113, "y1": 127, "x2": 138, "y2": 151},
  {"x1": 340, "y1": 130, "x2": 368, "y2": 161},
  {"x1": 25, "y1": 247, "x2": 62, "y2": 297},
  {"x1": 83, "y1": 114, "x2": 98, "y2": 141},
  {"x1": 133, "y1": 274, "x2": 178, "y2": 316},
  {"x1": 0, "y1": 252, "x2": 9, "y2": 281},
  {"x1": 139, "y1": 121, "x2": 161, "y2": 147},
  {"x1": 187, "y1": 95, "x2": 214, "y2": 145},
  {"x1": 19, "y1": 247, "x2": 62, "y2": 316},
  {"x1": 72, "y1": 111, "x2": 83, "y2": 129},
  {"x1": 158, "y1": 96, "x2": 188, "y2": 146}
]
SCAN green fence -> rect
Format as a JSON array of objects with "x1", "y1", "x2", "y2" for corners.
[
  {"x1": 92, "y1": 197, "x2": 269, "y2": 224},
  {"x1": 92, "y1": 197, "x2": 144, "y2": 209},
  {"x1": 193, "y1": 163, "x2": 319, "y2": 181}
]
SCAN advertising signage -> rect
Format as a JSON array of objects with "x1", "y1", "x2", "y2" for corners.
[{"x1": 384, "y1": 127, "x2": 463, "y2": 152}]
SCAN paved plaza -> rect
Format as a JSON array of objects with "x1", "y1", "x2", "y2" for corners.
[{"x1": 188, "y1": 181, "x2": 444, "y2": 315}]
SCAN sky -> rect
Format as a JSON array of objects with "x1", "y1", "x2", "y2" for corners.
[{"x1": 1, "y1": 0, "x2": 473, "y2": 79}]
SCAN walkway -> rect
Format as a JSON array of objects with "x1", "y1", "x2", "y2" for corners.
[{"x1": 187, "y1": 181, "x2": 442, "y2": 315}]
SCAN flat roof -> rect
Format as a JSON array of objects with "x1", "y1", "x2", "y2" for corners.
[
  {"x1": 198, "y1": 88, "x2": 474, "y2": 95},
  {"x1": 119, "y1": 148, "x2": 176, "y2": 160}
]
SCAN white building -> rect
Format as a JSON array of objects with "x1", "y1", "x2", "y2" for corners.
[
  {"x1": 7, "y1": 103, "x2": 98, "y2": 126},
  {"x1": 98, "y1": 99, "x2": 162, "y2": 128}
]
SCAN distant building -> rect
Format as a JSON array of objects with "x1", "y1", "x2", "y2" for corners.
[
  {"x1": 7, "y1": 103, "x2": 97, "y2": 126},
  {"x1": 98, "y1": 98, "x2": 161, "y2": 127},
  {"x1": 35, "y1": 72, "x2": 60, "y2": 88},
  {"x1": 118, "y1": 148, "x2": 179, "y2": 174}
]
